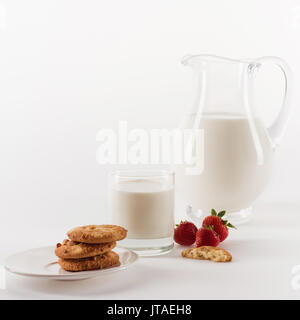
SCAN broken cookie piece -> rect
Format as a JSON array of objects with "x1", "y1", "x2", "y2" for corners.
[{"x1": 182, "y1": 246, "x2": 232, "y2": 262}]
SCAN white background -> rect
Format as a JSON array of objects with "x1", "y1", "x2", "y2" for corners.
[{"x1": 0, "y1": 0, "x2": 300, "y2": 299}]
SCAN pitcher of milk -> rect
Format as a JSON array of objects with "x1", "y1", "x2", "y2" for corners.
[{"x1": 175, "y1": 54, "x2": 292, "y2": 224}]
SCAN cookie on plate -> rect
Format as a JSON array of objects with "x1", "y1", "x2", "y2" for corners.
[
  {"x1": 182, "y1": 246, "x2": 232, "y2": 262},
  {"x1": 67, "y1": 225, "x2": 127, "y2": 244},
  {"x1": 58, "y1": 251, "x2": 120, "y2": 272},
  {"x1": 55, "y1": 239, "x2": 116, "y2": 259}
]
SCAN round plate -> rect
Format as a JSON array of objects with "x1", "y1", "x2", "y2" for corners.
[{"x1": 4, "y1": 246, "x2": 138, "y2": 280}]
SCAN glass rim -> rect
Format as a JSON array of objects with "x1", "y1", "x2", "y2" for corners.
[{"x1": 110, "y1": 169, "x2": 174, "y2": 179}]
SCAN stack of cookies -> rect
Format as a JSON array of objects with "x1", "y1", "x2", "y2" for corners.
[{"x1": 55, "y1": 225, "x2": 127, "y2": 272}]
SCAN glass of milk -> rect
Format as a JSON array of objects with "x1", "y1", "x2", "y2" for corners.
[{"x1": 109, "y1": 170, "x2": 174, "y2": 256}]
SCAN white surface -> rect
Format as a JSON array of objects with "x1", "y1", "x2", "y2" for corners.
[
  {"x1": 0, "y1": 0, "x2": 300, "y2": 299},
  {"x1": 1, "y1": 203, "x2": 300, "y2": 299},
  {"x1": 4, "y1": 246, "x2": 138, "y2": 281}
]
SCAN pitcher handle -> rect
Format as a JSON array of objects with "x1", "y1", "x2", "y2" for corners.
[{"x1": 254, "y1": 56, "x2": 292, "y2": 146}]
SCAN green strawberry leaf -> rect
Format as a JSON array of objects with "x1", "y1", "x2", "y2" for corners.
[
  {"x1": 227, "y1": 223, "x2": 237, "y2": 229},
  {"x1": 204, "y1": 224, "x2": 214, "y2": 230},
  {"x1": 217, "y1": 210, "x2": 226, "y2": 218},
  {"x1": 211, "y1": 209, "x2": 217, "y2": 216}
]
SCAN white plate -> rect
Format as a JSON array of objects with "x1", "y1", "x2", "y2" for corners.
[{"x1": 4, "y1": 246, "x2": 138, "y2": 280}]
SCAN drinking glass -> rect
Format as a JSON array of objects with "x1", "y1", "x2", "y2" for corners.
[{"x1": 109, "y1": 170, "x2": 174, "y2": 256}]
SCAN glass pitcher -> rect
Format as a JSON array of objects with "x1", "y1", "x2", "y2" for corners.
[{"x1": 175, "y1": 54, "x2": 292, "y2": 224}]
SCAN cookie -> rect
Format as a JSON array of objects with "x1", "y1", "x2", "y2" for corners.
[
  {"x1": 58, "y1": 251, "x2": 120, "y2": 272},
  {"x1": 182, "y1": 246, "x2": 232, "y2": 262},
  {"x1": 55, "y1": 239, "x2": 116, "y2": 259},
  {"x1": 67, "y1": 225, "x2": 127, "y2": 244}
]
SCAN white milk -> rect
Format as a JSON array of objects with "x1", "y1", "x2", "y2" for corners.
[
  {"x1": 175, "y1": 114, "x2": 274, "y2": 213},
  {"x1": 109, "y1": 179, "x2": 174, "y2": 239}
]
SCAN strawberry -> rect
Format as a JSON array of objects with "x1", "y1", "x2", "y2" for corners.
[
  {"x1": 202, "y1": 209, "x2": 236, "y2": 242},
  {"x1": 195, "y1": 226, "x2": 220, "y2": 247},
  {"x1": 174, "y1": 221, "x2": 198, "y2": 246}
]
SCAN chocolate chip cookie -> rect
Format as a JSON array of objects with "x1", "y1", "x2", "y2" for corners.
[
  {"x1": 58, "y1": 251, "x2": 120, "y2": 272},
  {"x1": 55, "y1": 239, "x2": 116, "y2": 259},
  {"x1": 67, "y1": 225, "x2": 127, "y2": 244}
]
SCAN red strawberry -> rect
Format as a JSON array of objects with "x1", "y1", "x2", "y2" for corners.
[
  {"x1": 195, "y1": 226, "x2": 220, "y2": 247},
  {"x1": 202, "y1": 209, "x2": 236, "y2": 242},
  {"x1": 174, "y1": 221, "x2": 198, "y2": 246}
]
